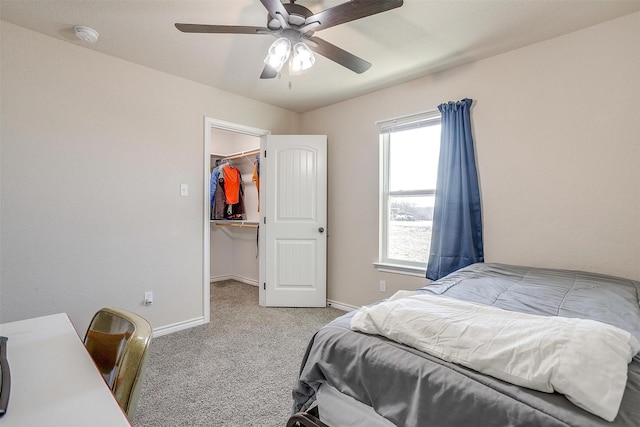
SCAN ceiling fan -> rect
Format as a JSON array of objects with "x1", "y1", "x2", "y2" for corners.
[{"x1": 175, "y1": 0, "x2": 403, "y2": 79}]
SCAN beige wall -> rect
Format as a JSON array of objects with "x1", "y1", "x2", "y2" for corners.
[
  {"x1": 0, "y1": 21, "x2": 298, "y2": 332},
  {"x1": 301, "y1": 12, "x2": 640, "y2": 308}
]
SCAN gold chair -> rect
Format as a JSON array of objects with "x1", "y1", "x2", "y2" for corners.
[
  {"x1": 84, "y1": 307, "x2": 152, "y2": 419},
  {"x1": 286, "y1": 412, "x2": 329, "y2": 427}
]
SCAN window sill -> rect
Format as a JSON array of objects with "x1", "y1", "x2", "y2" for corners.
[{"x1": 373, "y1": 262, "x2": 426, "y2": 277}]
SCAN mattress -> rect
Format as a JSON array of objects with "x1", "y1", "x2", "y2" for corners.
[{"x1": 292, "y1": 263, "x2": 640, "y2": 426}]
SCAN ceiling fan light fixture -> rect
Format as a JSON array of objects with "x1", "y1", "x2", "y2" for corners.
[
  {"x1": 289, "y1": 42, "x2": 315, "y2": 75},
  {"x1": 264, "y1": 37, "x2": 291, "y2": 73}
]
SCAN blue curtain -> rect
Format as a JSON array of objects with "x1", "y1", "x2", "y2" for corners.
[{"x1": 426, "y1": 98, "x2": 483, "y2": 280}]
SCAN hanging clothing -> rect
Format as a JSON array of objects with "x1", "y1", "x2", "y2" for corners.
[
  {"x1": 212, "y1": 162, "x2": 246, "y2": 220},
  {"x1": 252, "y1": 158, "x2": 260, "y2": 212},
  {"x1": 213, "y1": 170, "x2": 227, "y2": 220},
  {"x1": 210, "y1": 164, "x2": 221, "y2": 217},
  {"x1": 223, "y1": 165, "x2": 241, "y2": 205},
  {"x1": 225, "y1": 180, "x2": 246, "y2": 220}
]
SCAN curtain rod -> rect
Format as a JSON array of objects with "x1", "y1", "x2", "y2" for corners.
[
  {"x1": 376, "y1": 108, "x2": 440, "y2": 131},
  {"x1": 376, "y1": 108, "x2": 439, "y2": 125}
]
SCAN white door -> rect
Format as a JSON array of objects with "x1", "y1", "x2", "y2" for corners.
[{"x1": 263, "y1": 135, "x2": 327, "y2": 307}]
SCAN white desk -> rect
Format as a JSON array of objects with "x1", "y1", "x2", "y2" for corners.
[{"x1": 0, "y1": 313, "x2": 132, "y2": 426}]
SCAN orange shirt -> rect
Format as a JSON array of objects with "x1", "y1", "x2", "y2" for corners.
[
  {"x1": 223, "y1": 166, "x2": 241, "y2": 204},
  {"x1": 252, "y1": 161, "x2": 260, "y2": 211}
]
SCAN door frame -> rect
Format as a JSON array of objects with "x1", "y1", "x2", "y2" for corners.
[{"x1": 203, "y1": 117, "x2": 270, "y2": 323}]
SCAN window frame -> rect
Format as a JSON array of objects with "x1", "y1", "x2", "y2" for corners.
[{"x1": 374, "y1": 110, "x2": 441, "y2": 277}]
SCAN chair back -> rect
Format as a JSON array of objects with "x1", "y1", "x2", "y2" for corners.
[{"x1": 84, "y1": 307, "x2": 152, "y2": 418}]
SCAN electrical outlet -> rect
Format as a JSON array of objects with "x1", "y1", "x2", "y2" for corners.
[
  {"x1": 379, "y1": 280, "x2": 387, "y2": 292},
  {"x1": 144, "y1": 291, "x2": 153, "y2": 306}
]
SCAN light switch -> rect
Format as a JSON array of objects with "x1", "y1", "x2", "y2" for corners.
[{"x1": 180, "y1": 184, "x2": 189, "y2": 196}]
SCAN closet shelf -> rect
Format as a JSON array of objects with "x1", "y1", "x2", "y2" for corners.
[
  {"x1": 211, "y1": 148, "x2": 260, "y2": 162},
  {"x1": 211, "y1": 220, "x2": 259, "y2": 229}
]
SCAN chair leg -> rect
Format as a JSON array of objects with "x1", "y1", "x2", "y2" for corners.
[{"x1": 286, "y1": 411, "x2": 329, "y2": 427}]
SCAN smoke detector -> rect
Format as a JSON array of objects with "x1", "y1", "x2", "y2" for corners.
[{"x1": 74, "y1": 26, "x2": 99, "y2": 43}]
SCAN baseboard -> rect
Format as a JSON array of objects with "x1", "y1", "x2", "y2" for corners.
[
  {"x1": 152, "y1": 296, "x2": 354, "y2": 337},
  {"x1": 326, "y1": 299, "x2": 359, "y2": 312},
  {"x1": 210, "y1": 275, "x2": 258, "y2": 286},
  {"x1": 152, "y1": 317, "x2": 206, "y2": 337}
]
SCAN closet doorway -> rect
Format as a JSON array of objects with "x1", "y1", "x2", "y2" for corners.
[
  {"x1": 203, "y1": 117, "x2": 328, "y2": 318},
  {"x1": 203, "y1": 118, "x2": 269, "y2": 319}
]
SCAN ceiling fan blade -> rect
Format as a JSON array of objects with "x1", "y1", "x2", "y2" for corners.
[
  {"x1": 260, "y1": 64, "x2": 279, "y2": 79},
  {"x1": 259, "y1": 0, "x2": 290, "y2": 22},
  {"x1": 305, "y1": 0, "x2": 403, "y2": 32},
  {"x1": 175, "y1": 23, "x2": 271, "y2": 34},
  {"x1": 307, "y1": 36, "x2": 371, "y2": 74}
]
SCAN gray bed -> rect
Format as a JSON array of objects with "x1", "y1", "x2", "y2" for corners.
[{"x1": 292, "y1": 263, "x2": 640, "y2": 426}]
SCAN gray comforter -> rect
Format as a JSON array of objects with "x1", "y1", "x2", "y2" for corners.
[{"x1": 292, "y1": 263, "x2": 640, "y2": 426}]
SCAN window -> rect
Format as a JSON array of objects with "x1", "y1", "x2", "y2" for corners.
[{"x1": 376, "y1": 111, "x2": 441, "y2": 276}]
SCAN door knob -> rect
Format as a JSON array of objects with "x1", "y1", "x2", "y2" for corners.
[{"x1": 318, "y1": 227, "x2": 325, "y2": 233}]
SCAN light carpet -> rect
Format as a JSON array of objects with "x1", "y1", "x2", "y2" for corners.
[{"x1": 133, "y1": 280, "x2": 344, "y2": 426}]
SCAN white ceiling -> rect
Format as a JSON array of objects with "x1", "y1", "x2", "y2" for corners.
[{"x1": 2, "y1": 1, "x2": 640, "y2": 113}]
